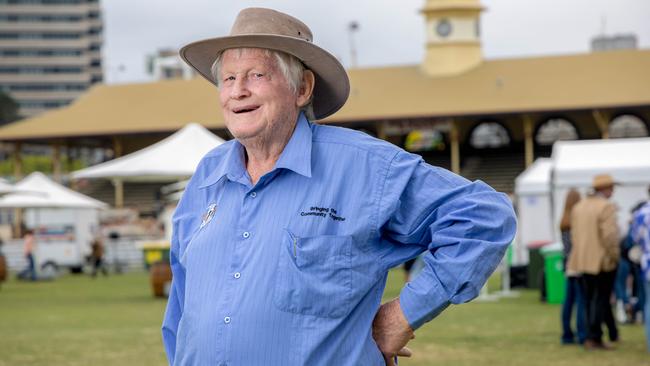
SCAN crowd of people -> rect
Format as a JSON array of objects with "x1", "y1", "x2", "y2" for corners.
[{"x1": 560, "y1": 174, "x2": 650, "y2": 352}]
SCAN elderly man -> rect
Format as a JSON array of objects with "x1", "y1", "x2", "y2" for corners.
[
  {"x1": 568, "y1": 174, "x2": 620, "y2": 350},
  {"x1": 163, "y1": 8, "x2": 516, "y2": 366}
]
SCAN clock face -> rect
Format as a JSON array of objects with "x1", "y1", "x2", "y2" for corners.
[{"x1": 436, "y1": 19, "x2": 452, "y2": 38}]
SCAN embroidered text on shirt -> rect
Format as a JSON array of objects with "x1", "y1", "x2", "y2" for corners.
[{"x1": 299, "y1": 206, "x2": 346, "y2": 222}]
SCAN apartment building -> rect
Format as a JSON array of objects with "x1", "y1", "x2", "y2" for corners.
[{"x1": 0, "y1": 0, "x2": 103, "y2": 118}]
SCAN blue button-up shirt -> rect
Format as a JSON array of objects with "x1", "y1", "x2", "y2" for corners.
[{"x1": 162, "y1": 114, "x2": 516, "y2": 365}]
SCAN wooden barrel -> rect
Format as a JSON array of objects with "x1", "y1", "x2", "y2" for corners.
[
  {"x1": 150, "y1": 261, "x2": 173, "y2": 298},
  {"x1": 0, "y1": 254, "x2": 7, "y2": 282}
]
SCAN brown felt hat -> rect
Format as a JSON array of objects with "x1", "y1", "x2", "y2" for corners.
[
  {"x1": 180, "y1": 7, "x2": 350, "y2": 120},
  {"x1": 592, "y1": 174, "x2": 618, "y2": 190}
]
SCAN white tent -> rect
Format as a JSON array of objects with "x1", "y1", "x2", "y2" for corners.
[
  {"x1": 0, "y1": 172, "x2": 108, "y2": 273},
  {"x1": 0, "y1": 179, "x2": 15, "y2": 195},
  {"x1": 0, "y1": 172, "x2": 107, "y2": 209},
  {"x1": 72, "y1": 123, "x2": 225, "y2": 182},
  {"x1": 513, "y1": 158, "x2": 554, "y2": 265},
  {"x1": 551, "y1": 137, "x2": 650, "y2": 237}
]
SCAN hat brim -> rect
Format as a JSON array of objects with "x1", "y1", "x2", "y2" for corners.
[
  {"x1": 593, "y1": 182, "x2": 620, "y2": 190},
  {"x1": 180, "y1": 34, "x2": 350, "y2": 120}
]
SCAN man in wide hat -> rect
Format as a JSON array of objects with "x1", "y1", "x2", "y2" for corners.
[
  {"x1": 568, "y1": 174, "x2": 620, "y2": 350},
  {"x1": 163, "y1": 8, "x2": 516, "y2": 365}
]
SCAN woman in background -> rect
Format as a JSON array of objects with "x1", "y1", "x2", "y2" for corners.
[{"x1": 560, "y1": 189, "x2": 586, "y2": 344}]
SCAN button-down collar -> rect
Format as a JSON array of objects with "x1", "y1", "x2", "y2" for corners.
[
  {"x1": 274, "y1": 113, "x2": 312, "y2": 179},
  {"x1": 199, "y1": 113, "x2": 313, "y2": 189}
]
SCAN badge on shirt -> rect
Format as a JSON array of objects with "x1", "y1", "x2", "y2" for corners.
[{"x1": 200, "y1": 203, "x2": 217, "y2": 229}]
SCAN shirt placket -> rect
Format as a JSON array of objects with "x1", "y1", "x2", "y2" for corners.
[{"x1": 218, "y1": 180, "x2": 261, "y2": 365}]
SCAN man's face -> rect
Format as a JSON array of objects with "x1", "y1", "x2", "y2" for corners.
[
  {"x1": 218, "y1": 48, "x2": 299, "y2": 142},
  {"x1": 598, "y1": 186, "x2": 614, "y2": 199}
]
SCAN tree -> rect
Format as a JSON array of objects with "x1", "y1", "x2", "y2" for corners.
[{"x1": 0, "y1": 90, "x2": 20, "y2": 126}]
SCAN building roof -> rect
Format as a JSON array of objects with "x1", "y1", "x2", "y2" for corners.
[{"x1": 0, "y1": 49, "x2": 649, "y2": 141}]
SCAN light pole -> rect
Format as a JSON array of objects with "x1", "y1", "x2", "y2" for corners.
[{"x1": 347, "y1": 21, "x2": 360, "y2": 69}]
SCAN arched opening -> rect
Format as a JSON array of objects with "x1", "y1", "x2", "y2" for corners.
[
  {"x1": 535, "y1": 118, "x2": 579, "y2": 146},
  {"x1": 469, "y1": 122, "x2": 511, "y2": 149},
  {"x1": 609, "y1": 114, "x2": 649, "y2": 138}
]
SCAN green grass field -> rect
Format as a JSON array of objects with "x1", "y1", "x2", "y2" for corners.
[{"x1": 0, "y1": 270, "x2": 648, "y2": 366}]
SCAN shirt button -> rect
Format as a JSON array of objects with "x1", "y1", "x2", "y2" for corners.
[
  {"x1": 250, "y1": 192, "x2": 257, "y2": 198},
  {"x1": 224, "y1": 316, "x2": 231, "y2": 324},
  {"x1": 234, "y1": 272, "x2": 241, "y2": 279},
  {"x1": 243, "y1": 231, "x2": 250, "y2": 239}
]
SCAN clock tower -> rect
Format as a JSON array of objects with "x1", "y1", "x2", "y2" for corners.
[{"x1": 421, "y1": 0, "x2": 484, "y2": 77}]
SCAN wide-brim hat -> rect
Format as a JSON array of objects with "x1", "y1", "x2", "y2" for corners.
[
  {"x1": 592, "y1": 174, "x2": 619, "y2": 190},
  {"x1": 180, "y1": 7, "x2": 350, "y2": 120}
]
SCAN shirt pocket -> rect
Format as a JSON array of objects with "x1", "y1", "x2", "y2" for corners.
[{"x1": 273, "y1": 228, "x2": 352, "y2": 318}]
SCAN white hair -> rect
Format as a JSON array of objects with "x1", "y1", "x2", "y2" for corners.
[{"x1": 211, "y1": 48, "x2": 315, "y2": 120}]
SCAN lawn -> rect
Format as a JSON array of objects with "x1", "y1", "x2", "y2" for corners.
[{"x1": 0, "y1": 270, "x2": 648, "y2": 366}]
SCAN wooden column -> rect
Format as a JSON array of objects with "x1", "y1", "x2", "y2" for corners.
[
  {"x1": 592, "y1": 110, "x2": 610, "y2": 139},
  {"x1": 12, "y1": 142, "x2": 22, "y2": 179},
  {"x1": 523, "y1": 115, "x2": 534, "y2": 168},
  {"x1": 67, "y1": 145, "x2": 78, "y2": 190},
  {"x1": 376, "y1": 120, "x2": 387, "y2": 141},
  {"x1": 12, "y1": 142, "x2": 23, "y2": 238},
  {"x1": 112, "y1": 137, "x2": 124, "y2": 208},
  {"x1": 112, "y1": 136, "x2": 123, "y2": 158},
  {"x1": 52, "y1": 142, "x2": 62, "y2": 183},
  {"x1": 113, "y1": 179, "x2": 124, "y2": 208},
  {"x1": 450, "y1": 120, "x2": 460, "y2": 174}
]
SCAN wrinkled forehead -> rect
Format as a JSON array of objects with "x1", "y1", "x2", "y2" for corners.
[{"x1": 220, "y1": 48, "x2": 278, "y2": 67}]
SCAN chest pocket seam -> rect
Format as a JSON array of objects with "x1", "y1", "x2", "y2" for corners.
[{"x1": 273, "y1": 228, "x2": 353, "y2": 318}]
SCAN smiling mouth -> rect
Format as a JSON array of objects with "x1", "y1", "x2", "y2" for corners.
[{"x1": 233, "y1": 106, "x2": 260, "y2": 114}]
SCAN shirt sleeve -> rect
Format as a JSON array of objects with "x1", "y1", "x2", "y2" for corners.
[
  {"x1": 377, "y1": 151, "x2": 517, "y2": 329},
  {"x1": 161, "y1": 170, "x2": 204, "y2": 364},
  {"x1": 162, "y1": 224, "x2": 185, "y2": 365}
]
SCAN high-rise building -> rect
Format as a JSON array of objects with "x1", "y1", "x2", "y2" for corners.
[{"x1": 0, "y1": 0, "x2": 103, "y2": 118}]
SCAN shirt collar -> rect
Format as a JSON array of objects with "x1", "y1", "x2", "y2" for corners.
[
  {"x1": 274, "y1": 112, "x2": 313, "y2": 178},
  {"x1": 198, "y1": 113, "x2": 312, "y2": 189},
  {"x1": 198, "y1": 139, "x2": 247, "y2": 189}
]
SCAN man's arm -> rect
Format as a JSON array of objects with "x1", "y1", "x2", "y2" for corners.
[
  {"x1": 162, "y1": 227, "x2": 186, "y2": 365},
  {"x1": 373, "y1": 151, "x2": 516, "y2": 357},
  {"x1": 598, "y1": 202, "x2": 620, "y2": 255},
  {"x1": 160, "y1": 163, "x2": 207, "y2": 365}
]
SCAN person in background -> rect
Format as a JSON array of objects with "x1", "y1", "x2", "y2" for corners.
[
  {"x1": 21, "y1": 228, "x2": 36, "y2": 281},
  {"x1": 90, "y1": 233, "x2": 108, "y2": 277},
  {"x1": 630, "y1": 197, "x2": 650, "y2": 352},
  {"x1": 615, "y1": 201, "x2": 648, "y2": 324},
  {"x1": 559, "y1": 188, "x2": 586, "y2": 345},
  {"x1": 568, "y1": 174, "x2": 620, "y2": 350}
]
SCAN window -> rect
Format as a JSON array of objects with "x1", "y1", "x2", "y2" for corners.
[
  {"x1": 19, "y1": 100, "x2": 72, "y2": 109},
  {"x1": 535, "y1": 118, "x2": 578, "y2": 146},
  {"x1": 0, "y1": 14, "x2": 83, "y2": 22},
  {"x1": 0, "y1": 66, "x2": 84, "y2": 74},
  {"x1": 609, "y1": 114, "x2": 649, "y2": 138},
  {"x1": 0, "y1": 32, "x2": 82, "y2": 40},
  {"x1": 0, "y1": 49, "x2": 83, "y2": 57},
  {"x1": 469, "y1": 122, "x2": 511, "y2": 149},
  {"x1": 6, "y1": 84, "x2": 87, "y2": 91}
]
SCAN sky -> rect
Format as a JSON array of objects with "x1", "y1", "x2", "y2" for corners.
[{"x1": 102, "y1": 0, "x2": 650, "y2": 84}]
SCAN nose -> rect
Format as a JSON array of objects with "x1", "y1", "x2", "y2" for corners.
[{"x1": 230, "y1": 77, "x2": 250, "y2": 100}]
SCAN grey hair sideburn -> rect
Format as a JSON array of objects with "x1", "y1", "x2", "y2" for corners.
[{"x1": 211, "y1": 48, "x2": 315, "y2": 120}]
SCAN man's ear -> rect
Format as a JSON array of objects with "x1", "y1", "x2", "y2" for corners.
[{"x1": 297, "y1": 70, "x2": 315, "y2": 108}]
